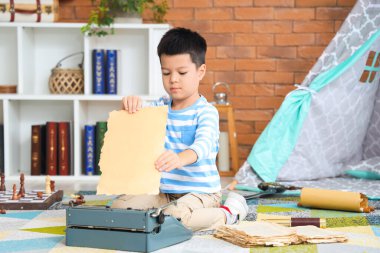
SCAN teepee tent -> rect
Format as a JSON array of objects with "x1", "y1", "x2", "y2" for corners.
[{"x1": 235, "y1": 0, "x2": 380, "y2": 187}]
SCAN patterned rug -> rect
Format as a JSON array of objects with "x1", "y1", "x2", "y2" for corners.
[{"x1": 0, "y1": 195, "x2": 379, "y2": 252}]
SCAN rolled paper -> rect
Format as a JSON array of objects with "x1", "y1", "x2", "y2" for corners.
[
  {"x1": 218, "y1": 131, "x2": 230, "y2": 172},
  {"x1": 298, "y1": 188, "x2": 374, "y2": 213},
  {"x1": 256, "y1": 214, "x2": 326, "y2": 228}
]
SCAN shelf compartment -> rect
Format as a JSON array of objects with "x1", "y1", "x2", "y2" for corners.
[
  {"x1": 85, "y1": 28, "x2": 150, "y2": 96},
  {"x1": 7, "y1": 99, "x2": 74, "y2": 176},
  {"x1": 20, "y1": 27, "x2": 84, "y2": 95}
]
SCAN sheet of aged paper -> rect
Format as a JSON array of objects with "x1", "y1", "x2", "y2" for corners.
[
  {"x1": 97, "y1": 107, "x2": 168, "y2": 195},
  {"x1": 298, "y1": 187, "x2": 374, "y2": 212}
]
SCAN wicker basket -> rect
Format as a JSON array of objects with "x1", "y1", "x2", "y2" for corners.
[{"x1": 49, "y1": 52, "x2": 84, "y2": 94}]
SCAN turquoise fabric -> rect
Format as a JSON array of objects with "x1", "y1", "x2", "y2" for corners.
[
  {"x1": 248, "y1": 29, "x2": 380, "y2": 182},
  {"x1": 345, "y1": 170, "x2": 380, "y2": 180}
]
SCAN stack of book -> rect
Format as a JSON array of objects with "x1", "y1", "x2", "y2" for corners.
[
  {"x1": 31, "y1": 122, "x2": 71, "y2": 176},
  {"x1": 84, "y1": 122, "x2": 107, "y2": 175},
  {"x1": 92, "y1": 49, "x2": 118, "y2": 95}
]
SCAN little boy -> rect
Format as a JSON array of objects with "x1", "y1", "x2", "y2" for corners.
[{"x1": 112, "y1": 27, "x2": 248, "y2": 231}]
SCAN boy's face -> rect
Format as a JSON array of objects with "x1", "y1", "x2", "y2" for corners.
[{"x1": 160, "y1": 53, "x2": 206, "y2": 108}]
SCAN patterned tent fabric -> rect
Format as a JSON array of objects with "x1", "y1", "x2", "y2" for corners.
[{"x1": 236, "y1": 0, "x2": 380, "y2": 183}]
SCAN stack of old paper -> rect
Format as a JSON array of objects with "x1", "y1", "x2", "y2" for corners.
[{"x1": 214, "y1": 221, "x2": 347, "y2": 247}]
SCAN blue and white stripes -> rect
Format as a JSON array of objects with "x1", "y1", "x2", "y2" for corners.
[{"x1": 152, "y1": 96, "x2": 221, "y2": 193}]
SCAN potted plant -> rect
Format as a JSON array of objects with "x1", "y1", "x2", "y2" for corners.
[{"x1": 81, "y1": 0, "x2": 169, "y2": 37}]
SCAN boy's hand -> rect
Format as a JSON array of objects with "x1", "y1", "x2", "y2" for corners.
[
  {"x1": 155, "y1": 150, "x2": 181, "y2": 172},
  {"x1": 122, "y1": 96, "x2": 142, "y2": 114}
]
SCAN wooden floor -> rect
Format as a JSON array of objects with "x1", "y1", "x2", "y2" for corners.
[{"x1": 5, "y1": 177, "x2": 234, "y2": 195}]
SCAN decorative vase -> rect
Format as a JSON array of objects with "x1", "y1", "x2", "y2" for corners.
[{"x1": 113, "y1": 11, "x2": 142, "y2": 24}]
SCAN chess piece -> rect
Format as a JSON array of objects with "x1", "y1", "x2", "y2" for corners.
[
  {"x1": 18, "y1": 173, "x2": 25, "y2": 198},
  {"x1": 11, "y1": 184, "x2": 19, "y2": 200},
  {"x1": 37, "y1": 191, "x2": 43, "y2": 199},
  {"x1": 50, "y1": 180, "x2": 55, "y2": 192},
  {"x1": 45, "y1": 176, "x2": 51, "y2": 194},
  {"x1": 0, "y1": 173, "x2": 5, "y2": 191}
]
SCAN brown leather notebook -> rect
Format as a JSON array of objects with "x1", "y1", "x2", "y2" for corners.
[
  {"x1": 58, "y1": 122, "x2": 70, "y2": 175},
  {"x1": 31, "y1": 125, "x2": 46, "y2": 175},
  {"x1": 46, "y1": 122, "x2": 58, "y2": 175}
]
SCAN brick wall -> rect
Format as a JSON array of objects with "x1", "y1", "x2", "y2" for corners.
[{"x1": 59, "y1": 0, "x2": 356, "y2": 165}]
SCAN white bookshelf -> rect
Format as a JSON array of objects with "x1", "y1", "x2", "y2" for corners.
[{"x1": 0, "y1": 22, "x2": 170, "y2": 182}]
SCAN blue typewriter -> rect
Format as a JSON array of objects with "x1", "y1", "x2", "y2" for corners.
[{"x1": 66, "y1": 202, "x2": 193, "y2": 252}]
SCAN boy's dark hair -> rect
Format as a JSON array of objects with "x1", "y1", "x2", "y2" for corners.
[{"x1": 157, "y1": 27, "x2": 207, "y2": 67}]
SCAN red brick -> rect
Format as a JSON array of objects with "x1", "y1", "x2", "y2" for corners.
[
  {"x1": 257, "y1": 46, "x2": 297, "y2": 59},
  {"x1": 203, "y1": 33, "x2": 234, "y2": 46},
  {"x1": 195, "y1": 8, "x2": 233, "y2": 20},
  {"x1": 235, "y1": 110, "x2": 273, "y2": 121},
  {"x1": 294, "y1": 72, "x2": 308, "y2": 84},
  {"x1": 165, "y1": 9, "x2": 194, "y2": 21},
  {"x1": 254, "y1": 0, "x2": 294, "y2": 7},
  {"x1": 236, "y1": 121, "x2": 255, "y2": 135},
  {"x1": 200, "y1": 73, "x2": 214, "y2": 86},
  {"x1": 294, "y1": 21, "x2": 334, "y2": 33},
  {"x1": 297, "y1": 46, "x2": 325, "y2": 58},
  {"x1": 237, "y1": 133, "x2": 261, "y2": 145},
  {"x1": 295, "y1": 0, "x2": 337, "y2": 7},
  {"x1": 173, "y1": 0, "x2": 212, "y2": 8},
  {"x1": 229, "y1": 97, "x2": 256, "y2": 109},
  {"x1": 254, "y1": 21, "x2": 292, "y2": 33},
  {"x1": 235, "y1": 34, "x2": 274, "y2": 46},
  {"x1": 256, "y1": 96, "x2": 284, "y2": 109},
  {"x1": 255, "y1": 121, "x2": 270, "y2": 133},
  {"x1": 214, "y1": 71, "x2": 254, "y2": 84},
  {"x1": 170, "y1": 21, "x2": 213, "y2": 33},
  {"x1": 235, "y1": 84, "x2": 274, "y2": 96},
  {"x1": 335, "y1": 20, "x2": 343, "y2": 31},
  {"x1": 199, "y1": 83, "x2": 214, "y2": 96},
  {"x1": 236, "y1": 59, "x2": 276, "y2": 71},
  {"x1": 214, "y1": 0, "x2": 253, "y2": 7},
  {"x1": 275, "y1": 84, "x2": 296, "y2": 96},
  {"x1": 207, "y1": 59, "x2": 235, "y2": 71},
  {"x1": 61, "y1": 0, "x2": 94, "y2": 6},
  {"x1": 277, "y1": 59, "x2": 315, "y2": 72},
  {"x1": 275, "y1": 34, "x2": 315, "y2": 46},
  {"x1": 255, "y1": 72, "x2": 294, "y2": 84},
  {"x1": 213, "y1": 21, "x2": 253, "y2": 33},
  {"x1": 216, "y1": 46, "x2": 256, "y2": 58},
  {"x1": 315, "y1": 33, "x2": 335, "y2": 45},
  {"x1": 206, "y1": 46, "x2": 216, "y2": 59},
  {"x1": 235, "y1": 7, "x2": 274, "y2": 20},
  {"x1": 316, "y1": 7, "x2": 351, "y2": 20},
  {"x1": 274, "y1": 8, "x2": 315, "y2": 20},
  {"x1": 337, "y1": 0, "x2": 356, "y2": 6}
]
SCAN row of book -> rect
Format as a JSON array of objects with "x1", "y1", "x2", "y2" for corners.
[
  {"x1": 93, "y1": 49, "x2": 118, "y2": 94},
  {"x1": 31, "y1": 122, "x2": 71, "y2": 176},
  {"x1": 84, "y1": 122, "x2": 108, "y2": 175}
]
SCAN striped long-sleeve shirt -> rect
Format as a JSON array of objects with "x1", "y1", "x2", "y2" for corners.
[{"x1": 150, "y1": 96, "x2": 221, "y2": 194}]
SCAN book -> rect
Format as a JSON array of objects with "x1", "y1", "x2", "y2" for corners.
[
  {"x1": 58, "y1": 122, "x2": 70, "y2": 175},
  {"x1": 95, "y1": 121, "x2": 107, "y2": 175},
  {"x1": 46, "y1": 122, "x2": 58, "y2": 175},
  {"x1": 31, "y1": 125, "x2": 46, "y2": 175},
  {"x1": 92, "y1": 49, "x2": 106, "y2": 94},
  {"x1": 0, "y1": 124, "x2": 3, "y2": 174},
  {"x1": 84, "y1": 125, "x2": 96, "y2": 175},
  {"x1": 106, "y1": 49, "x2": 118, "y2": 94}
]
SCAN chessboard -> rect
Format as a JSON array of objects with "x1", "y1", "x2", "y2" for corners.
[{"x1": 0, "y1": 190, "x2": 63, "y2": 210}]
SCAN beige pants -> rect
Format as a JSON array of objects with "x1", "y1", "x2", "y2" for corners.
[{"x1": 111, "y1": 192, "x2": 226, "y2": 231}]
